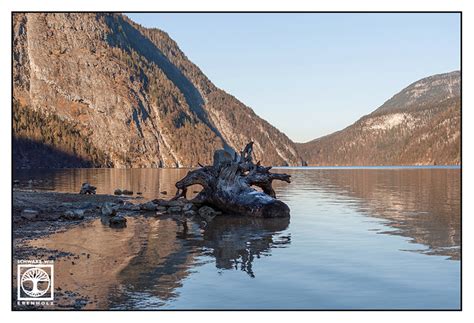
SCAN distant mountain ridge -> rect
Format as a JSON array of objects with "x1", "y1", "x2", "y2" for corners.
[
  {"x1": 13, "y1": 13, "x2": 301, "y2": 168},
  {"x1": 297, "y1": 71, "x2": 460, "y2": 166}
]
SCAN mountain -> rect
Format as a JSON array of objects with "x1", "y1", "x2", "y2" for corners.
[
  {"x1": 296, "y1": 71, "x2": 461, "y2": 166},
  {"x1": 13, "y1": 13, "x2": 302, "y2": 168}
]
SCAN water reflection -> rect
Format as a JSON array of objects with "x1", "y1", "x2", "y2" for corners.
[
  {"x1": 26, "y1": 214, "x2": 290, "y2": 309},
  {"x1": 281, "y1": 168, "x2": 460, "y2": 259},
  {"x1": 14, "y1": 167, "x2": 460, "y2": 309}
]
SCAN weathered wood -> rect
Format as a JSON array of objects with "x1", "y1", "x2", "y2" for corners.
[{"x1": 172, "y1": 142, "x2": 291, "y2": 217}]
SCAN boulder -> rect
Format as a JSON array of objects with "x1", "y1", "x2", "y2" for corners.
[
  {"x1": 21, "y1": 209, "x2": 39, "y2": 220},
  {"x1": 122, "y1": 189, "x2": 133, "y2": 195},
  {"x1": 114, "y1": 189, "x2": 122, "y2": 195},
  {"x1": 122, "y1": 202, "x2": 140, "y2": 211},
  {"x1": 79, "y1": 183, "x2": 96, "y2": 194},
  {"x1": 109, "y1": 215, "x2": 127, "y2": 228},
  {"x1": 140, "y1": 201, "x2": 157, "y2": 211},
  {"x1": 63, "y1": 210, "x2": 85, "y2": 220},
  {"x1": 101, "y1": 202, "x2": 119, "y2": 216}
]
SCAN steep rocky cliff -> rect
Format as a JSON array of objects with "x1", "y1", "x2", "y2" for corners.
[
  {"x1": 297, "y1": 71, "x2": 460, "y2": 166},
  {"x1": 13, "y1": 13, "x2": 301, "y2": 168}
]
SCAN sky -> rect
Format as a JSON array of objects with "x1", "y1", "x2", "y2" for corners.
[{"x1": 126, "y1": 13, "x2": 460, "y2": 143}]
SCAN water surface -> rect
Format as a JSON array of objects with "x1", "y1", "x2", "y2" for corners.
[{"x1": 14, "y1": 167, "x2": 461, "y2": 309}]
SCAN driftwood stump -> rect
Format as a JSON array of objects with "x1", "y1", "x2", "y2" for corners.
[{"x1": 172, "y1": 142, "x2": 291, "y2": 217}]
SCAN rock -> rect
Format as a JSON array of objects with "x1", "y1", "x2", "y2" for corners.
[
  {"x1": 160, "y1": 191, "x2": 168, "y2": 195},
  {"x1": 13, "y1": 180, "x2": 20, "y2": 185},
  {"x1": 182, "y1": 203, "x2": 195, "y2": 212},
  {"x1": 184, "y1": 210, "x2": 196, "y2": 218},
  {"x1": 114, "y1": 189, "x2": 122, "y2": 195},
  {"x1": 79, "y1": 183, "x2": 96, "y2": 194},
  {"x1": 76, "y1": 202, "x2": 94, "y2": 209},
  {"x1": 198, "y1": 206, "x2": 220, "y2": 222},
  {"x1": 63, "y1": 210, "x2": 84, "y2": 220},
  {"x1": 122, "y1": 189, "x2": 133, "y2": 195},
  {"x1": 101, "y1": 202, "x2": 119, "y2": 216},
  {"x1": 21, "y1": 209, "x2": 39, "y2": 220},
  {"x1": 137, "y1": 192, "x2": 143, "y2": 195},
  {"x1": 140, "y1": 201, "x2": 156, "y2": 211},
  {"x1": 109, "y1": 215, "x2": 127, "y2": 228},
  {"x1": 168, "y1": 206, "x2": 182, "y2": 213},
  {"x1": 156, "y1": 206, "x2": 167, "y2": 212},
  {"x1": 122, "y1": 201, "x2": 140, "y2": 211}
]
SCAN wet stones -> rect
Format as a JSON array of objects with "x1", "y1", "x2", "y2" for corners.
[{"x1": 79, "y1": 183, "x2": 96, "y2": 195}]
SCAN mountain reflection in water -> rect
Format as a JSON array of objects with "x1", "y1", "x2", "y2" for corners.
[
  {"x1": 15, "y1": 167, "x2": 460, "y2": 309},
  {"x1": 278, "y1": 168, "x2": 460, "y2": 260}
]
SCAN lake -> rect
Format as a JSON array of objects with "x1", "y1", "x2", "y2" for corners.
[{"x1": 13, "y1": 167, "x2": 461, "y2": 309}]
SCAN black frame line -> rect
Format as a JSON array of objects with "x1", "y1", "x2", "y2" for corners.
[{"x1": 10, "y1": 10, "x2": 463, "y2": 312}]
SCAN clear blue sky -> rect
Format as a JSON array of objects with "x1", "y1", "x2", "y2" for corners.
[{"x1": 126, "y1": 13, "x2": 460, "y2": 142}]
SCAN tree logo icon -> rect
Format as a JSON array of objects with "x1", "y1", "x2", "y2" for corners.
[{"x1": 17, "y1": 264, "x2": 54, "y2": 301}]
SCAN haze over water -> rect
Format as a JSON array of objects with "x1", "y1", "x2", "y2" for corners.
[{"x1": 14, "y1": 167, "x2": 460, "y2": 309}]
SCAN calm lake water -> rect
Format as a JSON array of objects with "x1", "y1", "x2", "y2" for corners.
[{"x1": 13, "y1": 167, "x2": 461, "y2": 309}]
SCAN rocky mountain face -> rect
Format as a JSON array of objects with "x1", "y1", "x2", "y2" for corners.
[
  {"x1": 13, "y1": 13, "x2": 301, "y2": 168},
  {"x1": 297, "y1": 71, "x2": 460, "y2": 166}
]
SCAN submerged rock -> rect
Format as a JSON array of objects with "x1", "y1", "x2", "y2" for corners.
[{"x1": 198, "y1": 206, "x2": 221, "y2": 222}]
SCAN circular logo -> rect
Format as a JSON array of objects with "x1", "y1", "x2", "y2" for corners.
[{"x1": 20, "y1": 267, "x2": 51, "y2": 298}]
